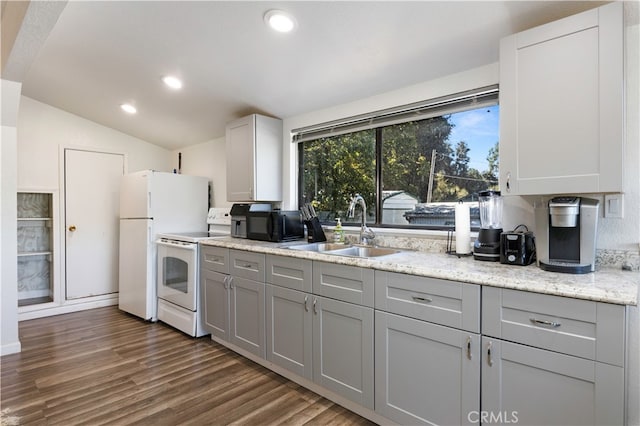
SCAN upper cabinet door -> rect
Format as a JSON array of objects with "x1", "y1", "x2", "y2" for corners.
[
  {"x1": 226, "y1": 115, "x2": 256, "y2": 202},
  {"x1": 226, "y1": 114, "x2": 283, "y2": 202},
  {"x1": 499, "y1": 2, "x2": 623, "y2": 196}
]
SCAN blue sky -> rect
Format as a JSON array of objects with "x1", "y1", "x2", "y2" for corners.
[{"x1": 447, "y1": 105, "x2": 499, "y2": 172}]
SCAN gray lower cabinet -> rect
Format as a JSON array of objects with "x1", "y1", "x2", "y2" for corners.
[
  {"x1": 375, "y1": 311, "x2": 480, "y2": 425},
  {"x1": 313, "y1": 295, "x2": 374, "y2": 410},
  {"x1": 201, "y1": 246, "x2": 230, "y2": 341},
  {"x1": 229, "y1": 275, "x2": 265, "y2": 358},
  {"x1": 201, "y1": 246, "x2": 266, "y2": 359},
  {"x1": 265, "y1": 283, "x2": 313, "y2": 379},
  {"x1": 266, "y1": 254, "x2": 375, "y2": 409},
  {"x1": 202, "y1": 268, "x2": 230, "y2": 341},
  {"x1": 481, "y1": 286, "x2": 625, "y2": 425},
  {"x1": 266, "y1": 290, "x2": 375, "y2": 410},
  {"x1": 206, "y1": 249, "x2": 630, "y2": 425},
  {"x1": 481, "y1": 337, "x2": 624, "y2": 426},
  {"x1": 374, "y1": 271, "x2": 482, "y2": 425}
]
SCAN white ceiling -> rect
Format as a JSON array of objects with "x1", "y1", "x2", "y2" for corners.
[{"x1": 16, "y1": 1, "x2": 608, "y2": 150}]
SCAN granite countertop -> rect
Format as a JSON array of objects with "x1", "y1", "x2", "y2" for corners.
[{"x1": 201, "y1": 237, "x2": 639, "y2": 306}]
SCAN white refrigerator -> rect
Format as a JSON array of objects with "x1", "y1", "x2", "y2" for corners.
[{"x1": 118, "y1": 170, "x2": 208, "y2": 321}]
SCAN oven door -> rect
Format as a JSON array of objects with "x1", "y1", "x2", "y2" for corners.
[{"x1": 156, "y1": 239, "x2": 198, "y2": 311}]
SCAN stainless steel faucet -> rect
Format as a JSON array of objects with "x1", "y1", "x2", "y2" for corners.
[{"x1": 347, "y1": 194, "x2": 375, "y2": 245}]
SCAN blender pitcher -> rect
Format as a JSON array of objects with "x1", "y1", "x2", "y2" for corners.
[{"x1": 473, "y1": 190, "x2": 503, "y2": 261}]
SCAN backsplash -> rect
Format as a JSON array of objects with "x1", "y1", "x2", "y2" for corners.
[{"x1": 333, "y1": 230, "x2": 640, "y2": 272}]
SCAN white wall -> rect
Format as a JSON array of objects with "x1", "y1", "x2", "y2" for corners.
[
  {"x1": 18, "y1": 96, "x2": 171, "y2": 188},
  {"x1": 12, "y1": 96, "x2": 172, "y2": 321},
  {"x1": 282, "y1": 63, "x2": 501, "y2": 211},
  {"x1": 1, "y1": 79, "x2": 22, "y2": 355},
  {"x1": 170, "y1": 136, "x2": 230, "y2": 209}
]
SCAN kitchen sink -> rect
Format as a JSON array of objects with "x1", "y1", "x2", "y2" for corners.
[
  {"x1": 286, "y1": 242, "x2": 352, "y2": 252},
  {"x1": 325, "y1": 246, "x2": 400, "y2": 258},
  {"x1": 285, "y1": 242, "x2": 400, "y2": 258}
]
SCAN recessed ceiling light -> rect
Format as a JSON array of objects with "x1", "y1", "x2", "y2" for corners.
[
  {"x1": 120, "y1": 104, "x2": 137, "y2": 114},
  {"x1": 264, "y1": 10, "x2": 296, "y2": 33},
  {"x1": 162, "y1": 75, "x2": 183, "y2": 90}
]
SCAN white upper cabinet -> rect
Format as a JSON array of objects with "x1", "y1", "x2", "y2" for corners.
[
  {"x1": 499, "y1": 2, "x2": 623, "y2": 196},
  {"x1": 226, "y1": 114, "x2": 283, "y2": 202}
]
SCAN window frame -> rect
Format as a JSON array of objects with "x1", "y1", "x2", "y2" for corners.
[{"x1": 295, "y1": 86, "x2": 499, "y2": 230}]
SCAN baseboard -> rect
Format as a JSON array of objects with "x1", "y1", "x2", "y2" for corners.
[
  {"x1": 18, "y1": 297, "x2": 118, "y2": 321},
  {"x1": 0, "y1": 340, "x2": 22, "y2": 356}
]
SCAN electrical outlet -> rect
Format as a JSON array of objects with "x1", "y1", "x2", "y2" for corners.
[{"x1": 604, "y1": 194, "x2": 624, "y2": 218}]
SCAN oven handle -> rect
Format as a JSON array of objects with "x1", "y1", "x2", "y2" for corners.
[{"x1": 155, "y1": 239, "x2": 198, "y2": 251}]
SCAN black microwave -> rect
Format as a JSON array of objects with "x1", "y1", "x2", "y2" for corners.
[{"x1": 246, "y1": 210, "x2": 305, "y2": 242}]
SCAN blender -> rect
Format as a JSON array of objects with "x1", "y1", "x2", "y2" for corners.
[{"x1": 473, "y1": 190, "x2": 503, "y2": 261}]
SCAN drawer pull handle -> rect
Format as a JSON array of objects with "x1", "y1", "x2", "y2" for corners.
[
  {"x1": 223, "y1": 276, "x2": 229, "y2": 289},
  {"x1": 304, "y1": 295, "x2": 309, "y2": 312},
  {"x1": 530, "y1": 318, "x2": 561, "y2": 328},
  {"x1": 412, "y1": 296, "x2": 433, "y2": 304},
  {"x1": 313, "y1": 298, "x2": 318, "y2": 314},
  {"x1": 466, "y1": 336, "x2": 472, "y2": 360},
  {"x1": 242, "y1": 263, "x2": 253, "y2": 269}
]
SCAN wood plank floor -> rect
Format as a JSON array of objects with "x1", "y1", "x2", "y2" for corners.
[{"x1": 1, "y1": 307, "x2": 377, "y2": 425}]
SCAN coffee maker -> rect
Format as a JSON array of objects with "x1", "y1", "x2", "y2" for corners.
[
  {"x1": 534, "y1": 196, "x2": 599, "y2": 274},
  {"x1": 473, "y1": 190, "x2": 503, "y2": 261}
]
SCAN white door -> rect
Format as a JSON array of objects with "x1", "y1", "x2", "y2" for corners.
[{"x1": 65, "y1": 149, "x2": 124, "y2": 299}]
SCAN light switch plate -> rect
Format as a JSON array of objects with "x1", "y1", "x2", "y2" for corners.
[{"x1": 604, "y1": 194, "x2": 624, "y2": 218}]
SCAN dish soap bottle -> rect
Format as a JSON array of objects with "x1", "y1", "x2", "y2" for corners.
[{"x1": 334, "y1": 218, "x2": 345, "y2": 244}]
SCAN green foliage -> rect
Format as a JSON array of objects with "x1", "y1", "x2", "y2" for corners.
[{"x1": 300, "y1": 115, "x2": 499, "y2": 223}]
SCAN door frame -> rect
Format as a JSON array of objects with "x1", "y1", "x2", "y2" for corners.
[
  {"x1": 19, "y1": 146, "x2": 129, "y2": 321},
  {"x1": 60, "y1": 146, "x2": 128, "y2": 302}
]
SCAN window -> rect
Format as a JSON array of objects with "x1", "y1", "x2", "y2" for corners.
[{"x1": 296, "y1": 86, "x2": 499, "y2": 229}]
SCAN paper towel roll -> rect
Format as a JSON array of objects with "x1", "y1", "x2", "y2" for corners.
[{"x1": 455, "y1": 203, "x2": 471, "y2": 254}]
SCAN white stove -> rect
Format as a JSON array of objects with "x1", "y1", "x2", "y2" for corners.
[
  {"x1": 155, "y1": 208, "x2": 230, "y2": 337},
  {"x1": 157, "y1": 230, "x2": 228, "y2": 242},
  {"x1": 158, "y1": 207, "x2": 231, "y2": 242}
]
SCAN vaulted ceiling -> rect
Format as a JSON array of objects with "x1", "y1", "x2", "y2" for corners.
[{"x1": 4, "y1": 1, "x2": 609, "y2": 150}]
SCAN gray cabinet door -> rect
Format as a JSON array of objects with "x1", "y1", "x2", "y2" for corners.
[
  {"x1": 375, "y1": 311, "x2": 480, "y2": 425},
  {"x1": 226, "y1": 114, "x2": 283, "y2": 202},
  {"x1": 312, "y1": 296, "x2": 374, "y2": 409},
  {"x1": 201, "y1": 269, "x2": 229, "y2": 340},
  {"x1": 499, "y1": 2, "x2": 623, "y2": 195},
  {"x1": 265, "y1": 284, "x2": 312, "y2": 379},
  {"x1": 230, "y1": 276, "x2": 266, "y2": 358},
  {"x1": 481, "y1": 337, "x2": 624, "y2": 426},
  {"x1": 226, "y1": 115, "x2": 255, "y2": 202}
]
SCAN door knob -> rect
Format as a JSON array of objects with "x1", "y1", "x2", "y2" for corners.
[{"x1": 68, "y1": 225, "x2": 77, "y2": 232}]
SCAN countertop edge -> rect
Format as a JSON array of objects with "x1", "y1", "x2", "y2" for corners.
[{"x1": 201, "y1": 238, "x2": 639, "y2": 306}]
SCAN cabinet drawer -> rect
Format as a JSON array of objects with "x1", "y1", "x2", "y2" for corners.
[
  {"x1": 266, "y1": 255, "x2": 312, "y2": 292},
  {"x1": 375, "y1": 271, "x2": 480, "y2": 333},
  {"x1": 312, "y1": 261, "x2": 374, "y2": 307},
  {"x1": 230, "y1": 249, "x2": 265, "y2": 282},
  {"x1": 482, "y1": 287, "x2": 625, "y2": 366},
  {"x1": 200, "y1": 245, "x2": 229, "y2": 274}
]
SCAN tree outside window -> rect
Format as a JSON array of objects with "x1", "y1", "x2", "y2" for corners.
[{"x1": 298, "y1": 104, "x2": 499, "y2": 229}]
